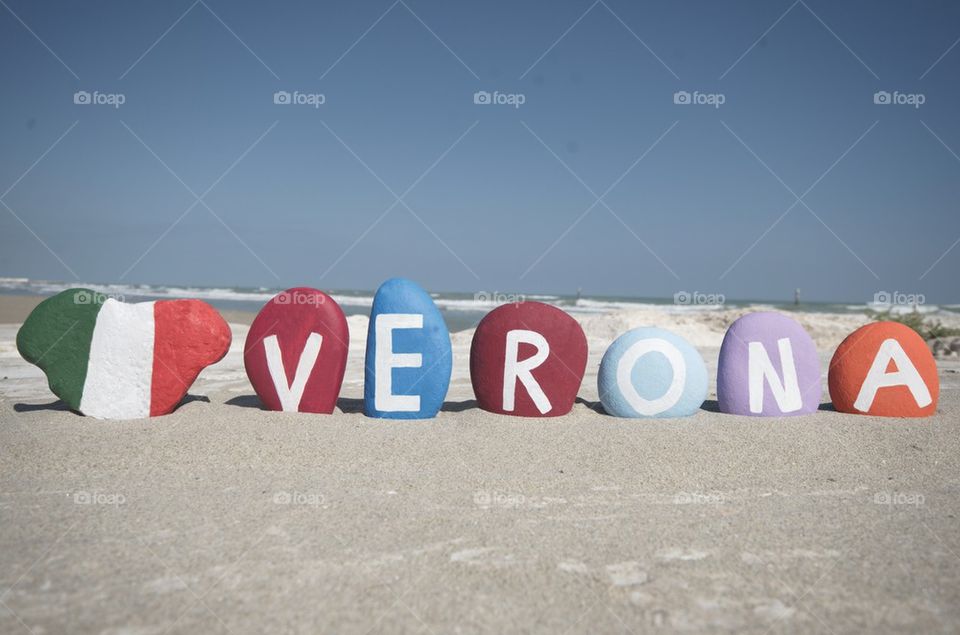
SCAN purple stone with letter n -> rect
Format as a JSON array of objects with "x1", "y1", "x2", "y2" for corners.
[{"x1": 717, "y1": 311, "x2": 821, "y2": 416}]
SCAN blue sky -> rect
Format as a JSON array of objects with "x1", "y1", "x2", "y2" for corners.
[{"x1": 1, "y1": 0, "x2": 958, "y2": 303}]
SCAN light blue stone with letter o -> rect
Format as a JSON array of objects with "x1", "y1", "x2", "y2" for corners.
[{"x1": 598, "y1": 327, "x2": 707, "y2": 418}]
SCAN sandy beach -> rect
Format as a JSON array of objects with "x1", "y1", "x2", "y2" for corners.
[{"x1": 2, "y1": 294, "x2": 959, "y2": 633}]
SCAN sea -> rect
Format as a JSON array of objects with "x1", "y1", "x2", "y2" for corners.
[{"x1": 1, "y1": 278, "x2": 955, "y2": 333}]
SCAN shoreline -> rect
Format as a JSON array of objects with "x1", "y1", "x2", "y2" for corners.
[{"x1": 0, "y1": 293, "x2": 259, "y2": 327}]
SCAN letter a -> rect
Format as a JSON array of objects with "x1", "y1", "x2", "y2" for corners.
[{"x1": 853, "y1": 338, "x2": 931, "y2": 412}]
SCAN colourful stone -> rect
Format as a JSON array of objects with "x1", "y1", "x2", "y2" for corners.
[
  {"x1": 244, "y1": 288, "x2": 349, "y2": 413},
  {"x1": 470, "y1": 302, "x2": 587, "y2": 417},
  {"x1": 717, "y1": 311, "x2": 821, "y2": 416},
  {"x1": 598, "y1": 327, "x2": 707, "y2": 418},
  {"x1": 16, "y1": 289, "x2": 231, "y2": 419},
  {"x1": 828, "y1": 321, "x2": 939, "y2": 417},
  {"x1": 363, "y1": 278, "x2": 452, "y2": 419}
]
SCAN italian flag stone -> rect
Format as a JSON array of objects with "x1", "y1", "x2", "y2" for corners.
[{"x1": 17, "y1": 289, "x2": 232, "y2": 419}]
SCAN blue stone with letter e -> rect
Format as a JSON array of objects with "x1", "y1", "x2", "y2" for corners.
[{"x1": 364, "y1": 278, "x2": 452, "y2": 419}]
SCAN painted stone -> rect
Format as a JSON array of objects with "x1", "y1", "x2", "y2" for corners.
[
  {"x1": 828, "y1": 321, "x2": 939, "y2": 417},
  {"x1": 598, "y1": 327, "x2": 707, "y2": 418},
  {"x1": 244, "y1": 288, "x2": 348, "y2": 413},
  {"x1": 16, "y1": 288, "x2": 231, "y2": 419},
  {"x1": 470, "y1": 301, "x2": 587, "y2": 417},
  {"x1": 363, "y1": 278, "x2": 452, "y2": 419},
  {"x1": 717, "y1": 311, "x2": 821, "y2": 416}
]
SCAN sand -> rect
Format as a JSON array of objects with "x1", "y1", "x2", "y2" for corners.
[{"x1": 2, "y1": 294, "x2": 959, "y2": 634}]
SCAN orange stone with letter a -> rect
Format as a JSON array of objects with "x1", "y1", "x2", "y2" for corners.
[{"x1": 828, "y1": 321, "x2": 939, "y2": 417}]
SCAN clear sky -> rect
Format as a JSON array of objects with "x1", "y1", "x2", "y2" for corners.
[{"x1": 1, "y1": 0, "x2": 958, "y2": 303}]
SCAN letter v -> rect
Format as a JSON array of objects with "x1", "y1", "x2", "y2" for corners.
[{"x1": 264, "y1": 332, "x2": 323, "y2": 412}]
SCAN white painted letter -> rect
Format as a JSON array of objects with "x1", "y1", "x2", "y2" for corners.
[
  {"x1": 503, "y1": 329, "x2": 551, "y2": 414},
  {"x1": 617, "y1": 338, "x2": 686, "y2": 416},
  {"x1": 264, "y1": 332, "x2": 323, "y2": 412},
  {"x1": 375, "y1": 314, "x2": 423, "y2": 412},
  {"x1": 854, "y1": 338, "x2": 931, "y2": 412},
  {"x1": 748, "y1": 338, "x2": 802, "y2": 413}
]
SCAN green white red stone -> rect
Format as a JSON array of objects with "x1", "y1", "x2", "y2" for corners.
[{"x1": 17, "y1": 289, "x2": 232, "y2": 419}]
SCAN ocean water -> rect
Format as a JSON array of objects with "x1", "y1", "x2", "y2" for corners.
[{"x1": 1, "y1": 278, "x2": 954, "y2": 333}]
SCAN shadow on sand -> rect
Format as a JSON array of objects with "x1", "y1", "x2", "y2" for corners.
[{"x1": 13, "y1": 400, "x2": 72, "y2": 413}]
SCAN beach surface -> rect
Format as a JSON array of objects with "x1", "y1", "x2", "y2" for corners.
[{"x1": 2, "y1": 294, "x2": 959, "y2": 633}]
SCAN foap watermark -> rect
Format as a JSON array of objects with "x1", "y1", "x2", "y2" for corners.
[
  {"x1": 275, "y1": 290, "x2": 326, "y2": 307},
  {"x1": 473, "y1": 90, "x2": 525, "y2": 108},
  {"x1": 873, "y1": 91, "x2": 925, "y2": 109},
  {"x1": 674, "y1": 291, "x2": 725, "y2": 306},
  {"x1": 674, "y1": 491, "x2": 725, "y2": 505},
  {"x1": 273, "y1": 490, "x2": 326, "y2": 506},
  {"x1": 74, "y1": 90, "x2": 126, "y2": 108},
  {"x1": 73, "y1": 290, "x2": 125, "y2": 305},
  {"x1": 74, "y1": 490, "x2": 125, "y2": 506},
  {"x1": 474, "y1": 291, "x2": 526, "y2": 305},
  {"x1": 673, "y1": 90, "x2": 725, "y2": 108},
  {"x1": 874, "y1": 491, "x2": 924, "y2": 507},
  {"x1": 474, "y1": 490, "x2": 526, "y2": 509},
  {"x1": 273, "y1": 90, "x2": 326, "y2": 108},
  {"x1": 873, "y1": 291, "x2": 925, "y2": 307}
]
